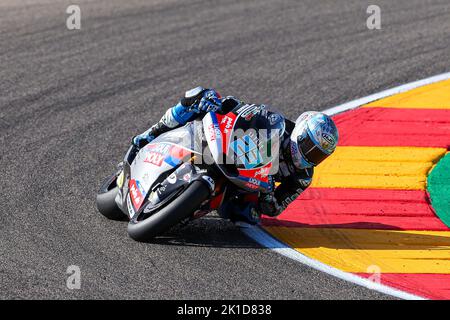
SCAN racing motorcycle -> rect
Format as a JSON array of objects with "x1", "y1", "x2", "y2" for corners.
[{"x1": 96, "y1": 103, "x2": 285, "y2": 241}]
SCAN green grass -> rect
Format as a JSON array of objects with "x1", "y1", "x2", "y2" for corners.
[{"x1": 428, "y1": 152, "x2": 450, "y2": 228}]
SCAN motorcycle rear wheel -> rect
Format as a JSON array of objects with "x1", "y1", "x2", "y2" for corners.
[{"x1": 127, "y1": 180, "x2": 210, "y2": 241}]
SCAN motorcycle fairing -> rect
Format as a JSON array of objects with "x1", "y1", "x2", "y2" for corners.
[
  {"x1": 126, "y1": 124, "x2": 202, "y2": 216},
  {"x1": 203, "y1": 104, "x2": 282, "y2": 193},
  {"x1": 131, "y1": 162, "x2": 213, "y2": 223}
]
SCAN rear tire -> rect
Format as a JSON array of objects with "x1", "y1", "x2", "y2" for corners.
[
  {"x1": 96, "y1": 174, "x2": 127, "y2": 221},
  {"x1": 127, "y1": 180, "x2": 210, "y2": 242}
]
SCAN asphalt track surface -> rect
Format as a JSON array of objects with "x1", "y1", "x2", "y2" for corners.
[{"x1": 1, "y1": 0, "x2": 449, "y2": 299}]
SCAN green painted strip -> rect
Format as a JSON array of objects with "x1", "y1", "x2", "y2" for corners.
[{"x1": 428, "y1": 152, "x2": 450, "y2": 227}]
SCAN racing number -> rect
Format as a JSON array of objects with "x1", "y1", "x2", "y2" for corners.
[{"x1": 231, "y1": 135, "x2": 261, "y2": 169}]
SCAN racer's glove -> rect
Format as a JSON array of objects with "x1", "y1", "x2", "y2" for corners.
[
  {"x1": 131, "y1": 120, "x2": 172, "y2": 149},
  {"x1": 132, "y1": 134, "x2": 154, "y2": 149},
  {"x1": 191, "y1": 90, "x2": 222, "y2": 113},
  {"x1": 257, "y1": 193, "x2": 282, "y2": 217},
  {"x1": 132, "y1": 130, "x2": 155, "y2": 149}
]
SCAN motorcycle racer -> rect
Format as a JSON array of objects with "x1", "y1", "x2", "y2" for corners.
[{"x1": 132, "y1": 87, "x2": 339, "y2": 226}]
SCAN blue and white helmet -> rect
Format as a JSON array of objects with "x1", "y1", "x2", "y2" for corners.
[{"x1": 290, "y1": 112, "x2": 339, "y2": 169}]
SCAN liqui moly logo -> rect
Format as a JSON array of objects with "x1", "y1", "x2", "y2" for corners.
[{"x1": 221, "y1": 116, "x2": 234, "y2": 133}]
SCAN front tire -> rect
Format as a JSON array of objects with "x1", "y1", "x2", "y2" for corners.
[
  {"x1": 127, "y1": 180, "x2": 210, "y2": 242},
  {"x1": 96, "y1": 174, "x2": 127, "y2": 221}
]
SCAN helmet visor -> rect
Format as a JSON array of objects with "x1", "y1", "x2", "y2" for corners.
[{"x1": 298, "y1": 133, "x2": 329, "y2": 166}]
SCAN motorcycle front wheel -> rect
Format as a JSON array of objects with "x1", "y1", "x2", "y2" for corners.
[{"x1": 127, "y1": 180, "x2": 210, "y2": 242}]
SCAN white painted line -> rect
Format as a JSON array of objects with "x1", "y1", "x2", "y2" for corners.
[
  {"x1": 243, "y1": 227, "x2": 424, "y2": 300},
  {"x1": 246, "y1": 71, "x2": 450, "y2": 300},
  {"x1": 323, "y1": 72, "x2": 450, "y2": 116}
]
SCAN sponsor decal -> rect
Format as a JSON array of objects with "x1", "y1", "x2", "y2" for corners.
[
  {"x1": 136, "y1": 180, "x2": 146, "y2": 197},
  {"x1": 231, "y1": 135, "x2": 262, "y2": 169},
  {"x1": 167, "y1": 173, "x2": 177, "y2": 184},
  {"x1": 267, "y1": 176, "x2": 275, "y2": 192},
  {"x1": 144, "y1": 143, "x2": 172, "y2": 166},
  {"x1": 169, "y1": 145, "x2": 192, "y2": 161},
  {"x1": 143, "y1": 152, "x2": 164, "y2": 166},
  {"x1": 255, "y1": 166, "x2": 271, "y2": 178},
  {"x1": 146, "y1": 143, "x2": 171, "y2": 154},
  {"x1": 245, "y1": 182, "x2": 260, "y2": 190},
  {"x1": 157, "y1": 184, "x2": 167, "y2": 195},
  {"x1": 116, "y1": 171, "x2": 125, "y2": 188},
  {"x1": 236, "y1": 103, "x2": 253, "y2": 114},
  {"x1": 221, "y1": 116, "x2": 234, "y2": 134},
  {"x1": 238, "y1": 104, "x2": 265, "y2": 121},
  {"x1": 280, "y1": 187, "x2": 304, "y2": 210},
  {"x1": 195, "y1": 166, "x2": 208, "y2": 174},
  {"x1": 183, "y1": 173, "x2": 191, "y2": 182},
  {"x1": 248, "y1": 177, "x2": 261, "y2": 187},
  {"x1": 127, "y1": 195, "x2": 135, "y2": 217},
  {"x1": 206, "y1": 120, "x2": 222, "y2": 143},
  {"x1": 217, "y1": 114, "x2": 237, "y2": 152},
  {"x1": 207, "y1": 123, "x2": 217, "y2": 141},
  {"x1": 321, "y1": 132, "x2": 335, "y2": 150},
  {"x1": 129, "y1": 179, "x2": 146, "y2": 209},
  {"x1": 289, "y1": 141, "x2": 303, "y2": 168}
]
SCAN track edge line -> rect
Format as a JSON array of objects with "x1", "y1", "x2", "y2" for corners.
[
  {"x1": 245, "y1": 71, "x2": 450, "y2": 300},
  {"x1": 242, "y1": 226, "x2": 424, "y2": 300}
]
